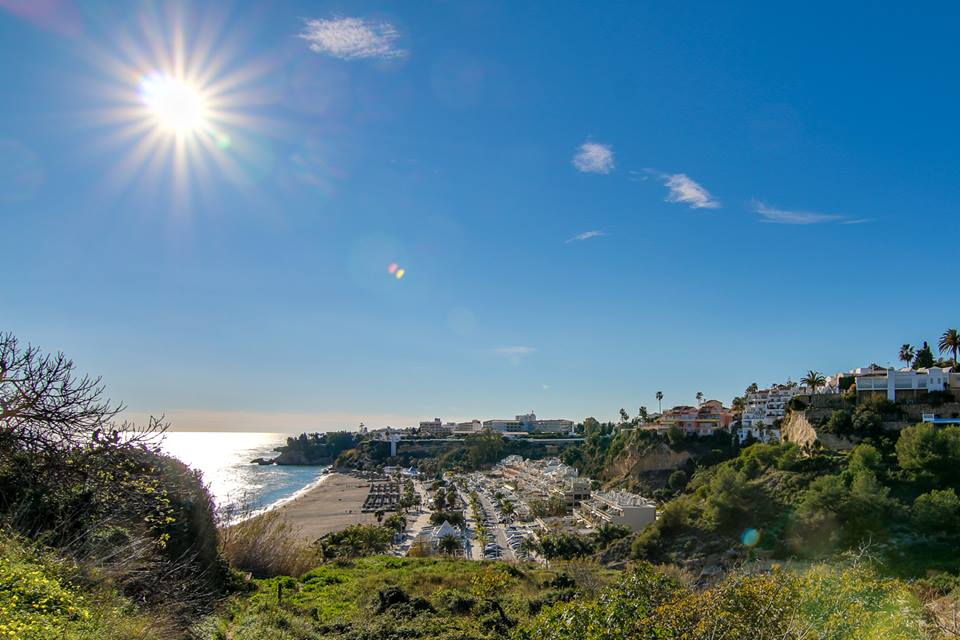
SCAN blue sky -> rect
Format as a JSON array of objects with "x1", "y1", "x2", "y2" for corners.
[{"x1": 2, "y1": 1, "x2": 957, "y2": 431}]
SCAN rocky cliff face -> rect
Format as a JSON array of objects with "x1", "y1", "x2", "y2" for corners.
[
  {"x1": 780, "y1": 411, "x2": 858, "y2": 450},
  {"x1": 602, "y1": 442, "x2": 691, "y2": 487},
  {"x1": 271, "y1": 447, "x2": 333, "y2": 465}
]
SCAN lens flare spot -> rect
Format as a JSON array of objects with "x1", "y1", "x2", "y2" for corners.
[
  {"x1": 388, "y1": 263, "x2": 399, "y2": 274},
  {"x1": 395, "y1": 268, "x2": 406, "y2": 280},
  {"x1": 741, "y1": 528, "x2": 761, "y2": 547}
]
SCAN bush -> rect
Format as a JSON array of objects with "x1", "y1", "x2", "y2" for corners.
[{"x1": 0, "y1": 533, "x2": 175, "y2": 640}]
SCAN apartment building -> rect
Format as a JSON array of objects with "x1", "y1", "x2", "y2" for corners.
[
  {"x1": 658, "y1": 400, "x2": 733, "y2": 436},
  {"x1": 577, "y1": 490, "x2": 656, "y2": 531},
  {"x1": 741, "y1": 384, "x2": 803, "y2": 428}
]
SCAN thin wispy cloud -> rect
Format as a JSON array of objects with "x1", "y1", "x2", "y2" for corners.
[
  {"x1": 649, "y1": 171, "x2": 720, "y2": 209},
  {"x1": 300, "y1": 17, "x2": 406, "y2": 60},
  {"x1": 494, "y1": 346, "x2": 535, "y2": 356},
  {"x1": 752, "y1": 200, "x2": 867, "y2": 225},
  {"x1": 565, "y1": 230, "x2": 607, "y2": 243},
  {"x1": 572, "y1": 142, "x2": 615, "y2": 174}
]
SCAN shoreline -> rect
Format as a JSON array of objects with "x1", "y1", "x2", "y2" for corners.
[{"x1": 270, "y1": 471, "x2": 377, "y2": 541}]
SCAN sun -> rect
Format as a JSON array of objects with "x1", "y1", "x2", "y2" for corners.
[{"x1": 139, "y1": 73, "x2": 209, "y2": 135}]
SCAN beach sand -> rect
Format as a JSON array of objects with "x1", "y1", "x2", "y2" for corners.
[{"x1": 274, "y1": 472, "x2": 376, "y2": 541}]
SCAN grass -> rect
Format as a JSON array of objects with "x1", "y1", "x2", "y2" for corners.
[
  {"x1": 0, "y1": 533, "x2": 174, "y2": 640},
  {"x1": 194, "y1": 556, "x2": 618, "y2": 640},
  {"x1": 220, "y1": 509, "x2": 321, "y2": 579}
]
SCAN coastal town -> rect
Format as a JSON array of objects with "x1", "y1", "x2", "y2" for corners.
[{"x1": 262, "y1": 351, "x2": 960, "y2": 567}]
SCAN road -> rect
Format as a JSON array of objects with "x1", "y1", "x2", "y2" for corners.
[{"x1": 476, "y1": 492, "x2": 515, "y2": 561}]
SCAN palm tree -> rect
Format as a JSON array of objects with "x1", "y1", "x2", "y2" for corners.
[
  {"x1": 656, "y1": 391, "x2": 663, "y2": 414},
  {"x1": 939, "y1": 328, "x2": 960, "y2": 369},
  {"x1": 898, "y1": 344, "x2": 915, "y2": 369},
  {"x1": 437, "y1": 534, "x2": 462, "y2": 557},
  {"x1": 801, "y1": 370, "x2": 826, "y2": 395},
  {"x1": 695, "y1": 391, "x2": 704, "y2": 406},
  {"x1": 445, "y1": 491, "x2": 458, "y2": 510}
]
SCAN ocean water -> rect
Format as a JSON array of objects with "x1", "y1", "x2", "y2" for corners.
[{"x1": 160, "y1": 432, "x2": 329, "y2": 518}]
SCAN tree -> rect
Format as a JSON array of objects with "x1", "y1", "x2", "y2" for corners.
[
  {"x1": 592, "y1": 523, "x2": 631, "y2": 547},
  {"x1": 656, "y1": 391, "x2": 663, "y2": 414},
  {"x1": 437, "y1": 534, "x2": 462, "y2": 556},
  {"x1": 429, "y1": 511, "x2": 466, "y2": 528},
  {"x1": 939, "y1": 328, "x2": 960, "y2": 368},
  {"x1": 898, "y1": 344, "x2": 915, "y2": 369},
  {"x1": 383, "y1": 513, "x2": 407, "y2": 534},
  {"x1": 668, "y1": 469, "x2": 689, "y2": 491},
  {"x1": 801, "y1": 370, "x2": 826, "y2": 395},
  {"x1": 638, "y1": 406, "x2": 649, "y2": 423},
  {"x1": 445, "y1": 490, "x2": 458, "y2": 510},
  {"x1": 0, "y1": 332, "x2": 154, "y2": 454},
  {"x1": 896, "y1": 423, "x2": 960, "y2": 486},
  {"x1": 619, "y1": 408, "x2": 630, "y2": 424},
  {"x1": 913, "y1": 342, "x2": 935, "y2": 369},
  {"x1": 912, "y1": 489, "x2": 960, "y2": 534},
  {"x1": 695, "y1": 391, "x2": 704, "y2": 406}
]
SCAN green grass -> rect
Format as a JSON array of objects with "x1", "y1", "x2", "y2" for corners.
[
  {"x1": 195, "y1": 556, "x2": 617, "y2": 640},
  {"x1": 0, "y1": 533, "x2": 172, "y2": 640}
]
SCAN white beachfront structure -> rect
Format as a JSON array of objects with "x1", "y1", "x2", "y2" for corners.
[
  {"x1": 577, "y1": 490, "x2": 656, "y2": 532},
  {"x1": 411, "y1": 520, "x2": 466, "y2": 556}
]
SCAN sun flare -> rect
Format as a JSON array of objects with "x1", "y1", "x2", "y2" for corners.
[{"x1": 139, "y1": 73, "x2": 208, "y2": 135}]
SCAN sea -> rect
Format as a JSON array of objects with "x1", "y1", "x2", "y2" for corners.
[{"x1": 160, "y1": 432, "x2": 329, "y2": 519}]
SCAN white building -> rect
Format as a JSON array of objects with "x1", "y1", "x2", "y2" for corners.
[
  {"x1": 852, "y1": 365, "x2": 950, "y2": 402},
  {"x1": 498, "y1": 456, "x2": 589, "y2": 506},
  {"x1": 419, "y1": 418, "x2": 455, "y2": 437},
  {"x1": 453, "y1": 420, "x2": 484, "y2": 435},
  {"x1": 577, "y1": 490, "x2": 656, "y2": 532},
  {"x1": 484, "y1": 412, "x2": 575, "y2": 435},
  {"x1": 741, "y1": 384, "x2": 803, "y2": 428},
  {"x1": 411, "y1": 520, "x2": 465, "y2": 556}
]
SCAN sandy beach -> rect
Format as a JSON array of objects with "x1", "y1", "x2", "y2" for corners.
[{"x1": 274, "y1": 472, "x2": 376, "y2": 541}]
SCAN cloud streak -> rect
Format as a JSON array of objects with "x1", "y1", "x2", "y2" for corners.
[
  {"x1": 300, "y1": 17, "x2": 406, "y2": 60},
  {"x1": 752, "y1": 200, "x2": 867, "y2": 225},
  {"x1": 565, "y1": 230, "x2": 607, "y2": 243},
  {"x1": 572, "y1": 142, "x2": 614, "y2": 174},
  {"x1": 656, "y1": 172, "x2": 720, "y2": 209}
]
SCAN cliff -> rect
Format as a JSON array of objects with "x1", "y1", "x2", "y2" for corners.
[{"x1": 780, "y1": 410, "x2": 858, "y2": 450}]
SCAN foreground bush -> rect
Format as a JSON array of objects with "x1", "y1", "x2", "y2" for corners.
[
  {"x1": 0, "y1": 533, "x2": 173, "y2": 640},
  {"x1": 0, "y1": 333, "x2": 230, "y2": 624}
]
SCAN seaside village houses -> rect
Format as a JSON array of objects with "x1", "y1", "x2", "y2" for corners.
[{"x1": 497, "y1": 456, "x2": 656, "y2": 532}]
